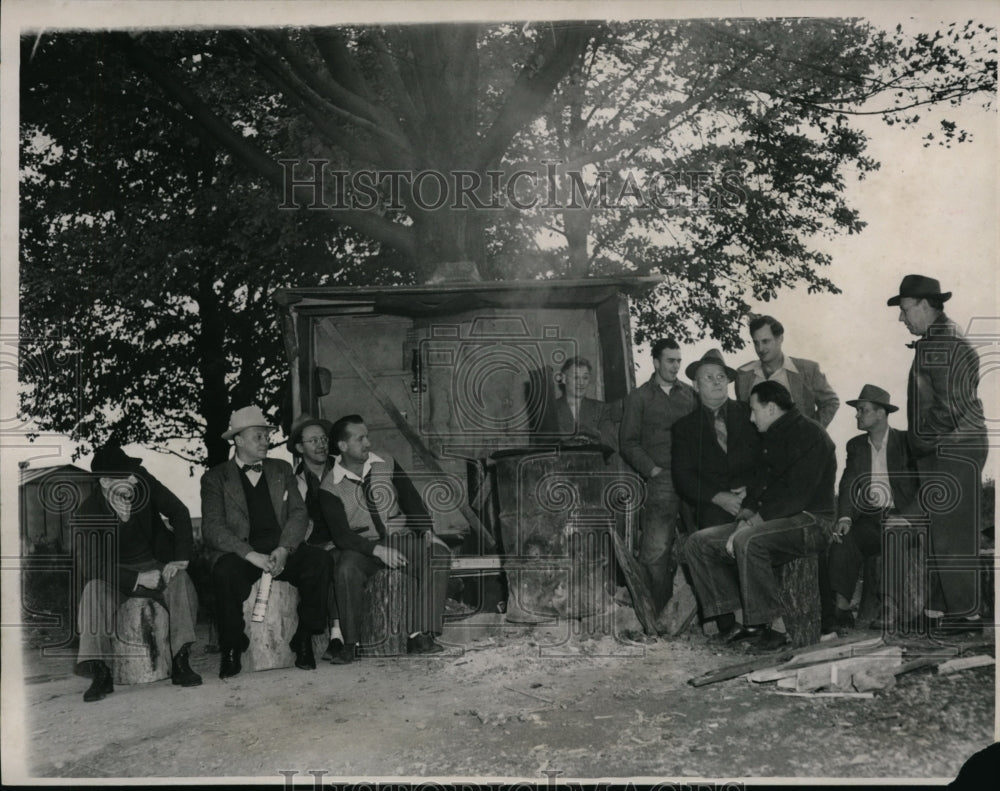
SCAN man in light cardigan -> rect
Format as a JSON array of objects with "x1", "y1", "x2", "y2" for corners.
[{"x1": 318, "y1": 414, "x2": 452, "y2": 663}]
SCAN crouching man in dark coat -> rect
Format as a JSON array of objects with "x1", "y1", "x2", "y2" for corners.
[{"x1": 73, "y1": 445, "x2": 201, "y2": 702}]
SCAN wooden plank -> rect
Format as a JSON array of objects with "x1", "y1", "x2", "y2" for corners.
[
  {"x1": 774, "y1": 691, "x2": 875, "y2": 699},
  {"x1": 319, "y1": 320, "x2": 495, "y2": 551},
  {"x1": 689, "y1": 650, "x2": 797, "y2": 688},
  {"x1": 938, "y1": 655, "x2": 995, "y2": 675},
  {"x1": 610, "y1": 527, "x2": 659, "y2": 636},
  {"x1": 750, "y1": 637, "x2": 886, "y2": 682},
  {"x1": 789, "y1": 646, "x2": 903, "y2": 692}
]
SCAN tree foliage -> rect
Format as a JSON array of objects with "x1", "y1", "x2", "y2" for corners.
[{"x1": 18, "y1": 17, "x2": 997, "y2": 464}]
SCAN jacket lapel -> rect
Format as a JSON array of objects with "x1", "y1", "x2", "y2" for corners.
[{"x1": 223, "y1": 460, "x2": 250, "y2": 523}]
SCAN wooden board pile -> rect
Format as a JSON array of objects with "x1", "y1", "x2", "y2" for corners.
[{"x1": 688, "y1": 635, "x2": 994, "y2": 697}]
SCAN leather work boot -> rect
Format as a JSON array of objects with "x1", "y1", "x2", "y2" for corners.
[
  {"x1": 83, "y1": 660, "x2": 114, "y2": 702},
  {"x1": 218, "y1": 648, "x2": 242, "y2": 679},
  {"x1": 290, "y1": 631, "x2": 316, "y2": 670},
  {"x1": 407, "y1": 633, "x2": 445, "y2": 655},
  {"x1": 171, "y1": 647, "x2": 203, "y2": 687}
]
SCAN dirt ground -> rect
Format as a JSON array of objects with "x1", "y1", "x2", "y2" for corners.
[{"x1": 8, "y1": 604, "x2": 996, "y2": 783}]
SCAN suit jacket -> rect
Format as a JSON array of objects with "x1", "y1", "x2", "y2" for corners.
[
  {"x1": 548, "y1": 396, "x2": 619, "y2": 450},
  {"x1": 671, "y1": 399, "x2": 761, "y2": 529},
  {"x1": 200, "y1": 457, "x2": 308, "y2": 568},
  {"x1": 71, "y1": 468, "x2": 193, "y2": 596},
  {"x1": 836, "y1": 427, "x2": 920, "y2": 522},
  {"x1": 735, "y1": 356, "x2": 839, "y2": 427}
]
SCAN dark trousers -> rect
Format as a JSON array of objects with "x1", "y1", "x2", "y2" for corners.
[
  {"x1": 211, "y1": 544, "x2": 331, "y2": 651},
  {"x1": 917, "y1": 446, "x2": 988, "y2": 616},
  {"x1": 685, "y1": 511, "x2": 828, "y2": 625},
  {"x1": 334, "y1": 532, "x2": 449, "y2": 645},
  {"x1": 638, "y1": 476, "x2": 680, "y2": 616},
  {"x1": 827, "y1": 515, "x2": 883, "y2": 601}
]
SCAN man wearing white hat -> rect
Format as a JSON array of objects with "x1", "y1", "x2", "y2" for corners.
[{"x1": 201, "y1": 405, "x2": 331, "y2": 678}]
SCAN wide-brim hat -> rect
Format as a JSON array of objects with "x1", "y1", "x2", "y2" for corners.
[
  {"x1": 846, "y1": 384, "x2": 899, "y2": 414},
  {"x1": 685, "y1": 348, "x2": 737, "y2": 382},
  {"x1": 222, "y1": 405, "x2": 275, "y2": 440},
  {"x1": 91, "y1": 444, "x2": 143, "y2": 478},
  {"x1": 287, "y1": 413, "x2": 333, "y2": 453},
  {"x1": 886, "y1": 274, "x2": 952, "y2": 307}
]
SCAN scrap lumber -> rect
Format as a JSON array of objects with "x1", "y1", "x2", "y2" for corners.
[
  {"x1": 937, "y1": 655, "x2": 995, "y2": 675},
  {"x1": 774, "y1": 691, "x2": 875, "y2": 699},
  {"x1": 609, "y1": 529, "x2": 659, "y2": 636},
  {"x1": 748, "y1": 637, "x2": 885, "y2": 683},
  {"x1": 688, "y1": 651, "x2": 796, "y2": 687},
  {"x1": 777, "y1": 645, "x2": 903, "y2": 692}
]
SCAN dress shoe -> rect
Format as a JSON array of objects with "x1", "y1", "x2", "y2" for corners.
[
  {"x1": 407, "y1": 633, "x2": 445, "y2": 655},
  {"x1": 321, "y1": 637, "x2": 344, "y2": 662},
  {"x1": 822, "y1": 607, "x2": 855, "y2": 636},
  {"x1": 171, "y1": 647, "x2": 203, "y2": 687},
  {"x1": 706, "y1": 615, "x2": 741, "y2": 644},
  {"x1": 930, "y1": 615, "x2": 984, "y2": 639},
  {"x1": 83, "y1": 660, "x2": 114, "y2": 702},
  {"x1": 749, "y1": 627, "x2": 792, "y2": 653},
  {"x1": 219, "y1": 648, "x2": 242, "y2": 679},
  {"x1": 290, "y1": 633, "x2": 316, "y2": 669},
  {"x1": 725, "y1": 624, "x2": 765, "y2": 643},
  {"x1": 328, "y1": 642, "x2": 358, "y2": 665}
]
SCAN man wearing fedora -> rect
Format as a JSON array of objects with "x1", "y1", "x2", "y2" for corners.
[
  {"x1": 735, "y1": 315, "x2": 840, "y2": 428},
  {"x1": 201, "y1": 406, "x2": 331, "y2": 677},
  {"x1": 289, "y1": 413, "x2": 345, "y2": 661},
  {"x1": 889, "y1": 275, "x2": 989, "y2": 636},
  {"x1": 827, "y1": 385, "x2": 921, "y2": 631},
  {"x1": 672, "y1": 349, "x2": 761, "y2": 532},
  {"x1": 72, "y1": 444, "x2": 201, "y2": 702},
  {"x1": 620, "y1": 338, "x2": 697, "y2": 621}
]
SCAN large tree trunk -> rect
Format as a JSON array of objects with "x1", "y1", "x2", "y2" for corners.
[{"x1": 196, "y1": 273, "x2": 232, "y2": 467}]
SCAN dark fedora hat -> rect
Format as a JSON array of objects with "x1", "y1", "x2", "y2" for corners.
[
  {"x1": 287, "y1": 413, "x2": 333, "y2": 453},
  {"x1": 685, "y1": 348, "x2": 737, "y2": 382},
  {"x1": 846, "y1": 384, "x2": 899, "y2": 414},
  {"x1": 886, "y1": 274, "x2": 952, "y2": 307},
  {"x1": 91, "y1": 444, "x2": 143, "y2": 478}
]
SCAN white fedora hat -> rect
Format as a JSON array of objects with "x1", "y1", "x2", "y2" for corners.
[{"x1": 221, "y1": 405, "x2": 275, "y2": 440}]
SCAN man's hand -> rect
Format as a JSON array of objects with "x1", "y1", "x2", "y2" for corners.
[
  {"x1": 268, "y1": 546, "x2": 290, "y2": 576},
  {"x1": 649, "y1": 466, "x2": 664, "y2": 479},
  {"x1": 373, "y1": 544, "x2": 407, "y2": 569},
  {"x1": 135, "y1": 569, "x2": 162, "y2": 590},
  {"x1": 246, "y1": 551, "x2": 271, "y2": 571},
  {"x1": 711, "y1": 491, "x2": 744, "y2": 517},
  {"x1": 725, "y1": 521, "x2": 755, "y2": 557},
  {"x1": 830, "y1": 517, "x2": 852, "y2": 544},
  {"x1": 161, "y1": 560, "x2": 188, "y2": 585}
]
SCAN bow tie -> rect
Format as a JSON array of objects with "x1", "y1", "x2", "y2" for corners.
[{"x1": 241, "y1": 463, "x2": 263, "y2": 474}]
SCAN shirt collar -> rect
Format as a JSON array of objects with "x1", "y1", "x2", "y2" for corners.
[
  {"x1": 867, "y1": 425, "x2": 890, "y2": 451},
  {"x1": 748, "y1": 355, "x2": 799, "y2": 376},
  {"x1": 332, "y1": 452, "x2": 385, "y2": 484}
]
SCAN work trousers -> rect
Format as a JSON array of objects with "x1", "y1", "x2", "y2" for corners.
[
  {"x1": 334, "y1": 532, "x2": 450, "y2": 645},
  {"x1": 638, "y1": 475, "x2": 680, "y2": 615},
  {"x1": 77, "y1": 566, "x2": 198, "y2": 665},
  {"x1": 211, "y1": 544, "x2": 330, "y2": 651},
  {"x1": 916, "y1": 445, "x2": 989, "y2": 616},
  {"x1": 685, "y1": 511, "x2": 828, "y2": 626}
]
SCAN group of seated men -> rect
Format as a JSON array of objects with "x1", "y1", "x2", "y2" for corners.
[
  {"x1": 74, "y1": 411, "x2": 453, "y2": 702},
  {"x1": 72, "y1": 273, "x2": 988, "y2": 701}
]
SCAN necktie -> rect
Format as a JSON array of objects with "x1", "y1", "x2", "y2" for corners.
[
  {"x1": 241, "y1": 463, "x2": 263, "y2": 474},
  {"x1": 359, "y1": 472, "x2": 387, "y2": 540},
  {"x1": 713, "y1": 408, "x2": 728, "y2": 453}
]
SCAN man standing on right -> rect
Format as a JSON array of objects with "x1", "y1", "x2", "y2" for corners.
[
  {"x1": 735, "y1": 315, "x2": 840, "y2": 427},
  {"x1": 620, "y1": 338, "x2": 697, "y2": 621},
  {"x1": 889, "y1": 275, "x2": 988, "y2": 636}
]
